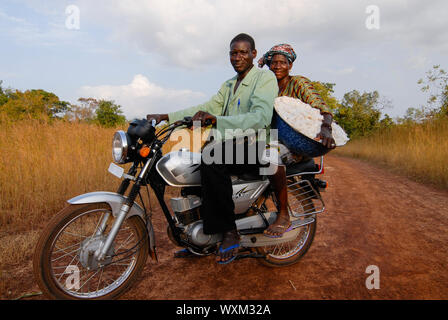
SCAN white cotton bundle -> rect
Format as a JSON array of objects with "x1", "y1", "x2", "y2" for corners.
[{"x1": 274, "y1": 96, "x2": 349, "y2": 147}]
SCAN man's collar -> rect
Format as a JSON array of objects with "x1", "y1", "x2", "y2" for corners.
[{"x1": 237, "y1": 65, "x2": 256, "y2": 86}]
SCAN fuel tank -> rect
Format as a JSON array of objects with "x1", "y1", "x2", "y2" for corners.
[
  {"x1": 156, "y1": 150, "x2": 202, "y2": 187},
  {"x1": 156, "y1": 150, "x2": 270, "y2": 214}
]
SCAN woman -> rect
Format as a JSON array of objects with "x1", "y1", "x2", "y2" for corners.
[{"x1": 258, "y1": 44, "x2": 336, "y2": 237}]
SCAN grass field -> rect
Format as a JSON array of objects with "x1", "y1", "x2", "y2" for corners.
[{"x1": 333, "y1": 117, "x2": 448, "y2": 189}]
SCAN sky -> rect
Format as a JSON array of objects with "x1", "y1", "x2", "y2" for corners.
[{"x1": 1, "y1": 0, "x2": 447, "y2": 120}]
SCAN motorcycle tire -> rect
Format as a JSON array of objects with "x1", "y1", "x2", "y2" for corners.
[
  {"x1": 33, "y1": 203, "x2": 148, "y2": 300},
  {"x1": 256, "y1": 182, "x2": 317, "y2": 267}
]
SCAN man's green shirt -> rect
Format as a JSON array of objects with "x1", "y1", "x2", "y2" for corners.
[{"x1": 168, "y1": 66, "x2": 278, "y2": 141}]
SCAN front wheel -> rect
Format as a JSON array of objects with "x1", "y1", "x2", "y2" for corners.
[{"x1": 33, "y1": 203, "x2": 149, "y2": 299}]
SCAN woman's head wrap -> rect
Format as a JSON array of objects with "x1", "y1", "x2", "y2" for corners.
[{"x1": 258, "y1": 43, "x2": 297, "y2": 68}]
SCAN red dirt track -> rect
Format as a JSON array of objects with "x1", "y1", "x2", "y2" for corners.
[
  {"x1": 122, "y1": 155, "x2": 448, "y2": 299},
  {"x1": 15, "y1": 155, "x2": 448, "y2": 299}
]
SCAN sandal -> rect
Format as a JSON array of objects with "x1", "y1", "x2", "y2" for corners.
[
  {"x1": 216, "y1": 230, "x2": 240, "y2": 264},
  {"x1": 263, "y1": 220, "x2": 293, "y2": 238},
  {"x1": 217, "y1": 243, "x2": 240, "y2": 264}
]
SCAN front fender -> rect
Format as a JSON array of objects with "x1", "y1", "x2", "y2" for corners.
[{"x1": 67, "y1": 191, "x2": 157, "y2": 260}]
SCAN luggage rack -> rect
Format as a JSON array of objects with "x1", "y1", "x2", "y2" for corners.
[
  {"x1": 286, "y1": 156, "x2": 324, "y2": 178},
  {"x1": 286, "y1": 156, "x2": 325, "y2": 218}
]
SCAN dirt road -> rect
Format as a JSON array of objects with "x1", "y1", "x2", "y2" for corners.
[{"x1": 15, "y1": 155, "x2": 448, "y2": 299}]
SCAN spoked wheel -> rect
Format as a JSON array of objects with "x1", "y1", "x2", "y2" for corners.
[
  {"x1": 257, "y1": 179, "x2": 317, "y2": 267},
  {"x1": 33, "y1": 203, "x2": 148, "y2": 299}
]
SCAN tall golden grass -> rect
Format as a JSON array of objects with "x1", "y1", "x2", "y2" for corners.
[
  {"x1": 0, "y1": 118, "x2": 204, "y2": 287},
  {"x1": 333, "y1": 117, "x2": 448, "y2": 189},
  {"x1": 0, "y1": 119, "x2": 127, "y2": 233},
  {"x1": 0, "y1": 118, "x2": 128, "y2": 295}
]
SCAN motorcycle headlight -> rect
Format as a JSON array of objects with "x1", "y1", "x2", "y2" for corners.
[{"x1": 112, "y1": 130, "x2": 130, "y2": 164}]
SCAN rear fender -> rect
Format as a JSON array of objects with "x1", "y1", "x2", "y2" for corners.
[{"x1": 67, "y1": 191, "x2": 157, "y2": 261}]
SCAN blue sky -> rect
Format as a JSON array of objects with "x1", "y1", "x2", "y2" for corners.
[{"x1": 1, "y1": 0, "x2": 447, "y2": 120}]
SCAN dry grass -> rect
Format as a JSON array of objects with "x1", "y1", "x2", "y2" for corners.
[
  {"x1": 0, "y1": 119, "x2": 205, "y2": 278},
  {"x1": 0, "y1": 119, "x2": 126, "y2": 235},
  {"x1": 333, "y1": 117, "x2": 448, "y2": 189}
]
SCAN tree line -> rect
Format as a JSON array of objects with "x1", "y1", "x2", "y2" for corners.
[
  {"x1": 0, "y1": 83, "x2": 126, "y2": 128},
  {"x1": 1, "y1": 65, "x2": 446, "y2": 135},
  {"x1": 313, "y1": 65, "x2": 448, "y2": 139}
]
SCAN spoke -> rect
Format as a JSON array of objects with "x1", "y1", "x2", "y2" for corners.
[
  {"x1": 78, "y1": 269, "x2": 101, "y2": 291},
  {"x1": 61, "y1": 230, "x2": 89, "y2": 239},
  {"x1": 52, "y1": 247, "x2": 80, "y2": 262},
  {"x1": 54, "y1": 241, "x2": 82, "y2": 255},
  {"x1": 56, "y1": 251, "x2": 81, "y2": 282},
  {"x1": 96, "y1": 268, "x2": 104, "y2": 293},
  {"x1": 92, "y1": 212, "x2": 106, "y2": 237},
  {"x1": 115, "y1": 233, "x2": 134, "y2": 252}
]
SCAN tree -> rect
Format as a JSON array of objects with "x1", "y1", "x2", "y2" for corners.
[
  {"x1": 66, "y1": 97, "x2": 98, "y2": 123},
  {"x1": 334, "y1": 90, "x2": 382, "y2": 138},
  {"x1": 418, "y1": 65, "x2": 448, "y2": 117},
  {"x1": 379, "y1": 113, "x2": 395, "y2": 129},
  {"x1": 94, "y1": 100, "x2": 126, "y2": 127},
  {"x1": 0, "y1": 88, "x2": 71, "y2": 121},
  {"x1": 0, "y1": 81, "x2": 10, "y2": 106},
  {"x1": 311, "y1": 81, "x2": 341, "y2": 113}
]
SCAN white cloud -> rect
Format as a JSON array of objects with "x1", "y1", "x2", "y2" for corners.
[
  {"x1": 74, "y1": 0, "x2": 448, "y2": 69},
  {"x1": 79, "y1": 74, "x2": 206, "y2": 119}
]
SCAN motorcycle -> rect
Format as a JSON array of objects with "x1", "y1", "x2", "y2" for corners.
[{"x1": 33, "y1": 116, "x2": 327, "y2": 299}]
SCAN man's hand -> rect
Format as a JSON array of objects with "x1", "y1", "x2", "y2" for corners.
[
  {"x1": 191, "y1": 111, "x2": 217, "y2": 127},
  {"x1": 146, "y1": 114, "x2": 168, "y2": 125}
]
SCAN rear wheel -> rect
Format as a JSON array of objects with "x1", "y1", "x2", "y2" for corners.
[
  {"x1": 33, "y1": 203, "x2": 149, "y2": 299},
  {"x1": 256, "y1": 178, "x2": 317, "y2": 267}
]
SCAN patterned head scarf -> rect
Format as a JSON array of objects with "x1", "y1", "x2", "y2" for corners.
[{"x1": 258, "y1": 43, "x2": 297, "y2": 68}]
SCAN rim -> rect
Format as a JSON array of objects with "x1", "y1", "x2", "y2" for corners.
[
  {"x1": 264, "y1": 221, "x2": 312, "y2": 259},
  {"x1": 48, "y1": 208, "x2": 140, "y2": 298},
  {"x1": 263, "y1": 181, "x2": 315, "y2": 260}
]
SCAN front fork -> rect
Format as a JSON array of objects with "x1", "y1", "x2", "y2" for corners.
[{"x1": 95, "y1": 153, "x2": 158, "y2": 262}]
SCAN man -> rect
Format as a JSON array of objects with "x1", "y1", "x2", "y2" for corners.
[{"x1": 147, "y1": 33, "x2": 278, "y2": 264}]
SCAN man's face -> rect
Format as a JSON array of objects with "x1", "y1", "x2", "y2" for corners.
[
  {"x1": 229, "y1": 41, "x2": 256, "y2": 74},
  {"x1": 269, "y1": 54, "x2": 292, "y2": 81}
]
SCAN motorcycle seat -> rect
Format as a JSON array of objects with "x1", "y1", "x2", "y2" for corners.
[{"x1": 286, "y1": 158, "x2": 318, "y2": 176}]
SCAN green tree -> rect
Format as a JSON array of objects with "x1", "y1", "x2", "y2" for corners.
[
  {"x1": 311, "y1": 81, "x2": 341, "y2": 113},
  {"x1": 0, "y1": 88, "x2": 71, "y2": 120},
  {"x1": 418, "y1": 65, "x2": 448, "y2": 118},
  {"x1": 379, "y1": 113, "x2": 395, "y2": 129},
  {"x1": 94, "y1": 100, "x2": 126, "y2": 127},
  {"x1": 0, "y1": 80, "x2": 14, "y2": 107},
  {"x1": 334, "y1": 90, "x2": 382, "y2": 138}
]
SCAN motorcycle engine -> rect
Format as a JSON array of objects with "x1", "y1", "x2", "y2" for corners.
[
  {"x1": 170, "y1": 196, "x2": 221, "y2": 247},
  {"x1": 170, "y1": 195, "x2": 201, "y2": 225}
]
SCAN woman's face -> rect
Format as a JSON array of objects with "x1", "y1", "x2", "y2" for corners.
[{"x1": 269, "y1": 54, "x2": 292, "y2": 80}]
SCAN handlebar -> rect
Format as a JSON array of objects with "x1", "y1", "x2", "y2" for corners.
[{"x1": 174, "y1": 116, "x2": 212, "y2": 129}]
